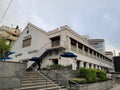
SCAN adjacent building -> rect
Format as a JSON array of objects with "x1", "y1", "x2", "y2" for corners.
[
  {"x1": 0, "y1": 25, "x2": 20, "y2": 45},
  {"x1": 105, "y1": 51, "x2": 113, "y2": 58},
  {"x1": 10, "y1": 23, "x2": 114, "y2": 72},
  {"x1": 113, "y1": 56, "x2": 120, "y2": 72},
  {"x1": 88, "y1": 39, "x2": 105, "y2": 53}
]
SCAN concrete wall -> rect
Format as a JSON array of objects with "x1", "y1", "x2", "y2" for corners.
[
  {"x1": 0, "y1": 61, "x2": 25, "y2": 90},
  {"x1": 68, "y1": 80, "x2": 113, "y2": 90},
  {"x1": 41, "y1": 70, "x2": 113, "y2": 90}
]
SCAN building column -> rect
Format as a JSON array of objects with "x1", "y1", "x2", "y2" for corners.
[
  {"x1": 83, "y1": 46, "x2": 85, "y2": 55},
  {"x1": 88, "y1": 49, "x2": 90, "y2": 57},
  {"x1": 67, "y1": 36, "x2": 71, "y2": 50},
  {"x1": 91, "y1": 64, "x2": 94, "y2": 69},
  {"x1": 95, "y1": 65, "x2": 98, "y2": 69},
  {"x1": 80, "y1": 61, "x2": 84, "y2": 67},
  {"x1": 99, "y1": 66, "x2": 101, "y2": 70},
  {"x1": 77, "y1": 42, "x2": 78, "y2": 52},
  {"x1": 86, "y1": 63, "x2": 89, "y2": 68}
]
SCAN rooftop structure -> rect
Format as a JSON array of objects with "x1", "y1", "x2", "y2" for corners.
[
  {"x1": 88, "y1": 39, "x2": 105, "y2": 53},
  {"x1": 105, "y1": 51, "x2": 113, "y2": 58}
]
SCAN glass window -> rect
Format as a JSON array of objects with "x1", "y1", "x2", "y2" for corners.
[{"x1": 22, "y1": 38, "x2": 31, "y2": 48}]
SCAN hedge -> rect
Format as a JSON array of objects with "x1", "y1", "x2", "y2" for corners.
[
  {"x1": 78, "y1": 68, "x2": 107, "y2": 83},
  {"x1": 96, "y1": 70, "x2": 107, "y2": 81},
  {"x1": 78, "y1": 68, "x2": 97, "y2": 83}
]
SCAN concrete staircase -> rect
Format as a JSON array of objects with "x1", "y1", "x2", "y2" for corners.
[{"x1": 21, "y1": 71, "x2": 66, "y2": 90}]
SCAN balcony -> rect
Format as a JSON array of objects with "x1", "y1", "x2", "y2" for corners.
[{"x1": 48, "y1": 37, "x2": 66, "y2": 50}]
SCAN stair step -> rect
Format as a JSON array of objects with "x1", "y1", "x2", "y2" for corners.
[
  {"x1": 21, "y1": 71, "x2": 66, "y2": 90},
  {"x1": 22, "y1": 79, "x2": 49, "y2": 83},
  {"x1": 36, "y1": 86, "x2": 67, "y2": 90},
  {"x1": 22, "y1": 78, "x2": 45, "y2": 81},
  {"x1": 22, "y1": 82, "x2": 53, "y2": 87},
  {"x1": 21, "y1": 84, "x2": 57, "y2": 90}
]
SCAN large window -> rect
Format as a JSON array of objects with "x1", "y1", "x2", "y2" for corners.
[
  {"x1": 22, "y1": 38, "x2": 31, "y2": 48},
  {"x1": 52, "y1": 59, "x2": 58, "y2": 65},
  {"x1": 51, "y1": 36, "x2": 60, "y2": 47}
]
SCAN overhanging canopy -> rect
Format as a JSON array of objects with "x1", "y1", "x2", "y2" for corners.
[{"x1": 60, "y1": 52, "x2": 77, "y2": 58}]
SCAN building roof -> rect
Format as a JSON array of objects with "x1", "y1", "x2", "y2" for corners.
[{"x1": 88, "y1": 39, "x2": 104, "y2": 42}]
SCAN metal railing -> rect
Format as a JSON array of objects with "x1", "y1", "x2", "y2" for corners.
[
  {"x1": 29, "y1": 66, "x2": 61, "y2": 90},
  {"x1": 41, "y1": 69, "x2": 80, "y2": 90}
]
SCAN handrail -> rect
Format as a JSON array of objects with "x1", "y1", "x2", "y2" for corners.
[
  {"x1": 52, "y1": 69, "x2": 80, "y2": 85},
  {"x1": 27, "y1": 43, "x2": 50, "y2": 69},
  {"x1": 29, "y1": 66, "x2": 61, "y2": 89},
  {"x1": 42, "y1": 69, "x2": 80, "y2": 90}
]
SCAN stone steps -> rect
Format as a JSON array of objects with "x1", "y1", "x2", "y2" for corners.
[{"x1": 21, "y1": 71, "x2": 67, "y2": 90}]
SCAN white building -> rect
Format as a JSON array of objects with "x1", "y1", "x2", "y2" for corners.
[{"x1": 10, "y1": 23, "x2": 114, "y2": 72}]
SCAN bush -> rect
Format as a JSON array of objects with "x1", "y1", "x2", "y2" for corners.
[
  {"x1": 69, "y1": 78, "x2": 87, "y2": 84},
  {"x1": 96, "y1": 70, "x2": 107, "y2": 81},
  {"x1": 78, "y1": 68, "x2": 97, "y2": 83}
]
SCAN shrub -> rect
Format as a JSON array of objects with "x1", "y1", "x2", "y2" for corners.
[
  {"x1": 69, "y1": 78, "x2": 87, "y2": 84},
  {"x1": 78, "y1": 68, "x2": 97, "y2": 83},
  {"x1": 96, "y1": 70, "x2": 107, "y2": 81}
]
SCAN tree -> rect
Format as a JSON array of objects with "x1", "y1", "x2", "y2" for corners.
[{"x1": 0, "y1": 38, "x2": 10, "y2": 60}]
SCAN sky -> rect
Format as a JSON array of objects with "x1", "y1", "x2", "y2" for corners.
[{"x1": 0, "y1": 0, "x2": 120, "y2": 55}]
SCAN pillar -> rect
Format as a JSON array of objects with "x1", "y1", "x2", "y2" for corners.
[
  {"x1": 86, "y1": 63, "x2": 89, "y2": 68},
  {"x1": 80, "y1": 61, "x2": 84, "y2": 67}
]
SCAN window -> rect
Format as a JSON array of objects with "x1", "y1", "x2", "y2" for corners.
[
  {"x1": 15, "y1": 53, "x2": 22, "y2": 57},
  {"x1": 52, "y1": 59, "x2": 58, "y2": 65},
  {"x1": 15, "y1": 31, "x2": 17, "y2": 33},
  {"x1": 27, "y1": 30, "x2": 29, "y2": 34},
  {"x1": 78, "y1": 43, "x2": 83, "y2": 49},
  {"x1": 71, "y1": 38, "x2": 77, "y2": 46},
  {"x1": 51, "y1": 36, "x2": 60, "y2": 47},
  {"x1": 54, "y1": 50, "x2": 59, "y2": 55},
  {"x1": 22, "y1": 38, "x2": 31, "y2": 48}
]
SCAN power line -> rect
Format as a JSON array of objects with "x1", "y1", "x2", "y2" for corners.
[{"x1": 0, "y1": 0, "x2": 13, "y2": 24}]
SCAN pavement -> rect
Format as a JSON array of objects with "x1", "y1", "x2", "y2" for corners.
[{"x1": 109, "y1": 83, "x2": 120, "y2": 90}]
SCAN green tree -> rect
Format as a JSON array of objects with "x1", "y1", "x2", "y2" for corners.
[{"x1": 0, "y1": 38, "x2": 10, "y2": 60}]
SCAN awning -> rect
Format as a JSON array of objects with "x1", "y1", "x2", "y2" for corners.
[{"x1": 60, "y1": 52, "x2": 77, "y2": 58}]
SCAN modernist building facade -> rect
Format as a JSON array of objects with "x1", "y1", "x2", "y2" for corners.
[{"x1": 10, "y1": 23, "x2": 114, "y2": 72}]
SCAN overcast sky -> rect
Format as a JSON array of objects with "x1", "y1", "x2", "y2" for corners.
[{"x1": 0, "y1": 0, "x2": 120, "y2": 55}]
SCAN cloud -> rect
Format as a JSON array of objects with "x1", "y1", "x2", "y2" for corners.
[{"x1": 0, "y1": 0, "x2": 120, "y2": 55}]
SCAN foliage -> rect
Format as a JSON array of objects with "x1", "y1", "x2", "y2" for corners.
[
  {"x1": 96, "y1": 70, "x2": 107, "y2": 81},
  {"x1": 0, "y1": 38, "x2": 10, "y2": 60},
  {"x1": 78, "y1": 68, "x2": 97, "y2": 83},
  {"x1": 78, "y1": 68, "x2": 108, "y2": 83},
  {"x1": 69, "y1": 78, "x2": 87, "y2": 84}
]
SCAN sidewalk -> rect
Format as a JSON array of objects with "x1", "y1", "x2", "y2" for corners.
[{"x1": 109, "y1": 83, "x2": 120, "y2": 90}]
